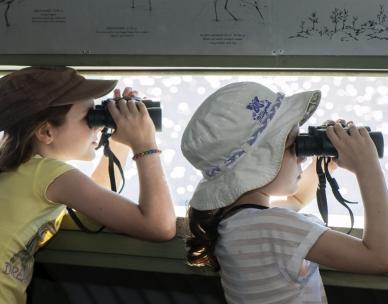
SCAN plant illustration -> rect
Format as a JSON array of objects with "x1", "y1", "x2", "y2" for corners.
[{"x1": 289, "y1": 5, "x2": 388, "y2": 42}]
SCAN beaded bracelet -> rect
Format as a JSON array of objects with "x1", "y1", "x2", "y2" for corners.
[{"x1": 132, "y1": 149, "x2": 162, "y2": 160}]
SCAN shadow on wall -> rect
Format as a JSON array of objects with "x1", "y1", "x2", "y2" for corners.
[
  {"x1": 28, "y1": 263, "x2": 227, "y2": 304},
  {"x1": 27, "y1": 263, "x2": 388, "y2": 304}
]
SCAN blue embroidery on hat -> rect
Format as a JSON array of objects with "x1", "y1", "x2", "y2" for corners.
[
  {"x1": 246, "y1": 97, "x2": 272, "y2": 123},
  {"x1": 205, "y1": 167, "x2": 221, "y2": 177},
  {"x1": 247, "y1": 93, "x2": 284, "y2": 145},
  {"x1": 204, "y1": 93, "x2": 285, "y2": 178}
]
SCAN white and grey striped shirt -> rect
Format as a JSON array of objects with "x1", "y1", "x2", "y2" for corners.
[{"x1": 215, "y1": 207, "x2": 329, "y2": 304}]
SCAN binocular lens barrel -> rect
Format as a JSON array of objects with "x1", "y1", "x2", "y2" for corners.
[
  {"x1": 86, "y1": 100, "x2": 162, "y2": 131},
  {"x1": 295, "y1": 131, "x2": 384, "y2": 158}
]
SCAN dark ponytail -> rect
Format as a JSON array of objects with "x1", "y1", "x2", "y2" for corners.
[{"x1": 186, "y1": 206, "x2": 226, "y2": 271}]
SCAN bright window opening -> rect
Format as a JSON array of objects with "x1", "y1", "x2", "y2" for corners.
[{"x1": 57, "y1": 73, "x2": 388, "y2": 227}]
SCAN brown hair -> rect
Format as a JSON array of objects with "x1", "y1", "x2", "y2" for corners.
[
  {"x1": 186, "y1": 206, "x2": 226, "y2": 271},
  {"x1": 0, "y1": 105, "x2": 72, "y2": 172}
]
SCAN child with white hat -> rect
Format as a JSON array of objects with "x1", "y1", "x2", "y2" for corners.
[{"x1": 181, "y1": 81, "x2": 388, "y2": 303}]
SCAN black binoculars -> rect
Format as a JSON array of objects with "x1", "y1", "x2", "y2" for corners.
[
  {"x1": 295, "y1": 125, "x2": 384, "y2": 158},
  {"x1": 86, "y1": 97, "x2": 162, "y2": 131}
]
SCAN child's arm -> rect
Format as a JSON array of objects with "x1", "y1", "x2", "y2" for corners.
[
  {"x1": 271, "y1": 159, "x2": 318, "y2": 210},
  {"x1": 306, "y1": 123, "x2": 388, "y2": 274},
  {"x1": 271, "y1": 157, "x2": 336, "y2": 211},
  {"x1": 48, "y1": 158, "x2": 175, "y2": 241},
  {"x1": 47, "y1": 88, "x2": 176, "y2": 241}
]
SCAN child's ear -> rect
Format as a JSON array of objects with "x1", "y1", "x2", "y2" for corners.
[{"x1": 35, "y1": 122, "x2": 55, "y2": 144}]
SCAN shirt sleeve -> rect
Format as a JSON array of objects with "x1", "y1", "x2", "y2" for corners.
[
  {"x1": 265, "y1": 208, "x2": 329, "y2": 283},
  {"x1": 32, "y1": 157, "x2": 75, "y2": 204}
]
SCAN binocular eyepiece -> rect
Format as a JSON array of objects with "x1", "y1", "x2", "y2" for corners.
[
  {"x1": 86, "y1": 97, "x2": 162, "y2": 131},
  {"x1": 295, "y1": 126, "x2": 384, "y2": 158}
]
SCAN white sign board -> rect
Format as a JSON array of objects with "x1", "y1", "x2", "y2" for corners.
[{"x1": 0, "y1": 0, "x2": 387, "y2": 55}]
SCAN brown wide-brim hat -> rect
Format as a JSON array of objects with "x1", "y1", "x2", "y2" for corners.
[{"x1": 0, "y1": 66, "x2": 117, "y2": 131}]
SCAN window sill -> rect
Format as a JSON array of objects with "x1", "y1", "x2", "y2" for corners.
[{"x1": 35, "y1": 213, "x2": 388, "y2": 290}]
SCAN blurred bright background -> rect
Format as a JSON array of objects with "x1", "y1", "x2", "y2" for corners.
[{"x1": 66, "y1": 73, "x2": 388, "y2": 228}]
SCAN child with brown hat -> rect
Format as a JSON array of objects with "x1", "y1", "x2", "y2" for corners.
[{"x1": 0, "y1": 66, "x2": 176, "y2": 303}]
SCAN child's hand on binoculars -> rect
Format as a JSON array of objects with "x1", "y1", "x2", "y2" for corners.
[
  {"x1": 107, "y1": 87, "x2": 157, "y2": 153},
  {"x1": 322, "y1": 118, "x2": 347, "y2": 128},
  {"x1": 320, "y1": 119, "x2": 351, "y2": 172},
  {"x1": 326, "y1": 121, "x2": 379, "y2": 174}
]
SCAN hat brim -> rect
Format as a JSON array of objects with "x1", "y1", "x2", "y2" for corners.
[
  {"x1": 53, "y1": 79, "x2": 117, "y2": 106},
  {"x1": 189, "y1": 90, "x2": 321, "y2": 211}
]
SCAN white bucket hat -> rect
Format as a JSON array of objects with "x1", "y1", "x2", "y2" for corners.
[{"x1": 181, "y1": 81, "x2": 321, "y2": 211}]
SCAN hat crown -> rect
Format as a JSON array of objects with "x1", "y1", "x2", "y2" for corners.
[
  {"x1": 0, "y1": 66, "x2": 117, "y2": 131},
  {"x1": 182, "y1": 82, "x2": 282, "y2": 172},
  {"x1": 2, "y1": 66, "x2": 82, "y2": 103}
]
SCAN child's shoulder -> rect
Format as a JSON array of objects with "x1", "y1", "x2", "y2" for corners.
[
  {"x1": 270, "y1": 207, "x2": 324, "y2": 225},
  {"x1": 28, "y1": 155, "x2": 72, "y2": 168},
  {"x1": 221, "y1": 206, "x2": 324, "y2": 229},
  {"x1": 20, "y1": 155, "x2": 75, "y2": 178}
]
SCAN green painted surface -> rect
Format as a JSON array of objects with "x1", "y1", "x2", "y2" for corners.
[{"x1": 34, "y1": 214, "x2": 388, "y2": 290}]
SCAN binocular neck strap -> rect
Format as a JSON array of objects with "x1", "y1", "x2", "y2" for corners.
[
  {"x1": 316, "y1": 157, "x2": 329, "y2": 227},
  {"x1": 66, "y1": 207, "x2": 105, "y2": 233},
  {"x1": 67, "y1": 128, "x2": 125, "y2": 233},
  {"x1": 102, "y1": 138, "x2": 125, "y2": 194},
  {"x1": 316, "y1": 157, "x2": 357, "y2": 234}
]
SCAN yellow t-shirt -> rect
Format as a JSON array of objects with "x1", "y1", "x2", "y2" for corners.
[{"x1": 0, "y1": 155, "x2": 74, "y2": 304}]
